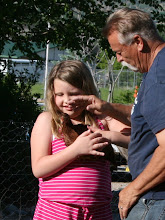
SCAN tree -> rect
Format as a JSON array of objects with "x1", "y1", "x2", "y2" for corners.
[
  {"x1": 1, "y1": 0, "x2": 164, "y2": 120},
  {"x1": 1, "y1": 0, "x2": 165, "y2": 59},
  {"x1": 0, "y1": 62, "x2": 41, "y2": 122}
]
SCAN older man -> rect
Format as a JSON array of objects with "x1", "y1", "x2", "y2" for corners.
[{"x1": 70, "y1": 7, "x2": 165, "y2": 220}]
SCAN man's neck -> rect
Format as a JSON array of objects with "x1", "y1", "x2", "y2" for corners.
[{"x1": 149, "y1": 41, "x2": 165, "y2": 70}]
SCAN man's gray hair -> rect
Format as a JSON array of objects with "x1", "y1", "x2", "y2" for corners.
[{"x1": 102, "y1": 7, "x2": 161, "y2": 45}]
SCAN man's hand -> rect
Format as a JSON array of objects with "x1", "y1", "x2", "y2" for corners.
[
  {"x1": 68, "y1": 95, "x2": 109, "y2": 115},
  {"x1": 69, "y1": 95, "x2": 132, "y2": 125},
  {"x1": 118, "y1": 183, "x2": 140, "y2": 220}
]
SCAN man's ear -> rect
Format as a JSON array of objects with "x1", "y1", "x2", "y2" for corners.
[{"x1": 133, "y1": 35, "x2": 144, "y2": 52}]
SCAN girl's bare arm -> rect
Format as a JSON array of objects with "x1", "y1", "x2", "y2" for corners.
[{"x1": 31, "y1": 112, "x2": 108, "y2": 178}]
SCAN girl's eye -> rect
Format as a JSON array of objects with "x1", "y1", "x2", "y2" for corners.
[{"x1": 55, "y1": 93, "x2": 63, "y2": 96}]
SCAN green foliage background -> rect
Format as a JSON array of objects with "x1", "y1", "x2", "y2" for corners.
[
  {"x1": 1, "y1": 0, "x2": 165, "y2": 58},
  {"x1": 1, "y1": 1, "x2": 164, "y2": 121},
  {"x1": 32, "y1": 83, "x2": 135, "y2": 105},
  {"x1": 0, "y1": 69, "x2": 41, "y2": 122}
]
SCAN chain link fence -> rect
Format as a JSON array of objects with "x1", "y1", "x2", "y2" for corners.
[
  {"x1": 0, "y1": 121, "x2": 37, "y2": 220},
  {"x1": 96, "y1": 70, "x2": 142, "y2": 89},
  {"x1": 0, "y1": 120, "x2": 132, "y2": 220}
]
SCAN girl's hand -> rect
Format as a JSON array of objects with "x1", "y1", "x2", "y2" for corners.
[
  {"x1": 71, "y1": 129, "x2": 109, "y2": 157},
  {"x1": 88, "y1": 126, "x2": 113, "y2": 140},
  {"x1": 88, "y1": 126, "x2": 130, "y2": 148}
]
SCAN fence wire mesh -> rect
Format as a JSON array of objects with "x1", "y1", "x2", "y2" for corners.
[{"x1": 0, "y1": 120, "x2": 132, "y2": 220}]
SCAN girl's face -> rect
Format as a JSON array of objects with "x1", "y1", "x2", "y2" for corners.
[{"x1": 54, "y1": 79, "x2": 85, "y2": 122}]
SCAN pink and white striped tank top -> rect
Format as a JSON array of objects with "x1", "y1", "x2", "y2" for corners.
[{"x1": 38, "y1": 119, "x2": 112, "y2": 207}]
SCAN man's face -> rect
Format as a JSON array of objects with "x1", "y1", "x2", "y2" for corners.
[{"x1": 108, "y1": 31, "x2": 139, "y2": 72}]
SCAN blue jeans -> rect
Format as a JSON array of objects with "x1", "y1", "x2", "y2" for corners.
[{"x1": 125, "y1": 198, "x2": 165, "y2": 220}]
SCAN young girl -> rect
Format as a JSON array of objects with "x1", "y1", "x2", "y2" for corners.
[{"x1": 31, "y1": 60, "x2": 130, "y2": 220}]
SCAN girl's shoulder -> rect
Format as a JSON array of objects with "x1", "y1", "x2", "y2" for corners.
[
  {"x1": 33, "y1": 111, "x2": 52, "y2": 131},
  {"x1": 95, "y1": 115, "x2": 111, "y2": 131},
  {"x1": 31, "y1": 111, "x2": 52, "y2": 138},
  {"x1": 36, "y1": 111, "x2": 52, "y2": 122}
]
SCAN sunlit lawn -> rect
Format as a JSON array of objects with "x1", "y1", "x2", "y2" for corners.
[
  {"x1": 32, "y1": 84, "x2": 110, "y2": 101},
  {"x1": 31, "y1": 83, "x2": 44, "y2": 99},
  {"x1": 32, "y1": 83, "x2": 134, "y2": 104}
]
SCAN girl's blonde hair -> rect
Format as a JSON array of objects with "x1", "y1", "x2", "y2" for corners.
[{"x1": 46, "y1": 60, "x2": 99, "y2": 137}]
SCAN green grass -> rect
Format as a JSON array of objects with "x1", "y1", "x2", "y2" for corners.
[
  {"x1": 31, "y1": 84, "x2": 110, "y2": 101},
  {"x1": 100, "y1": 87, "x2": 135, "y2": 104},
  {"x1": 31, "y1": 83, "x2": 135, "y2": 104},
  {"x1": 31, "y1": 83, "x2": 44, "y2": 99},
  {"x1": 100, "y1": 87, "x2": 109, "y2": 100}
]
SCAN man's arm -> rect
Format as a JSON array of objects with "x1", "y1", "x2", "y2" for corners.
[
  {"x1": 69, "y1": 95, "x2": 132, "y2": 126},
  {"x1": 118, "y1": 128, "x2": 165, "y2": 220},
  {"x1": 100, "y1": 102, "x2": 132, "y2": 126}
]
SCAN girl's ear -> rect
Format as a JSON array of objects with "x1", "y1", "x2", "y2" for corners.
[{"x1": 133, "y1": 35, "x2": 144, "y2": 52}]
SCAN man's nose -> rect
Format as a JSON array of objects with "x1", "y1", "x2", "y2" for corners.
[{"x1": 116, "y1": 54, "x2": 123, "y2": 63}]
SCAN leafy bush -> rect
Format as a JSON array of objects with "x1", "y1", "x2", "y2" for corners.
[
  {"x1": 113, "y1": 89, "x2": 135, "y2": 104},
  {"x1": 100, "y1": 87, "x2": 135, "y2": 104},
  {"x1": 0, "y1": 67, "x2": 42, "y2": 122}
]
